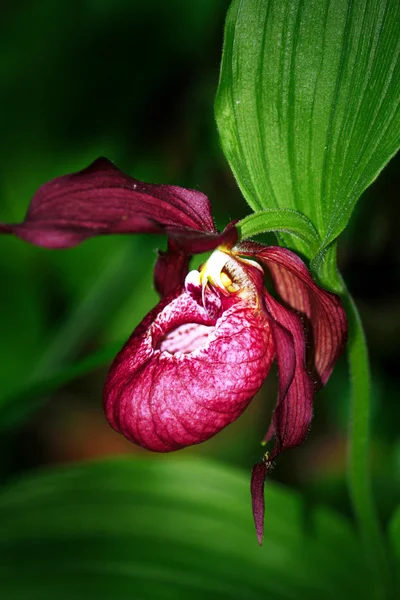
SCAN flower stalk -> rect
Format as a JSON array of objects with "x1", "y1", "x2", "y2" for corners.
[
  {"x1": 313, "y1": 245, "x2": 392, "y2": 596},
  {"x1": 344, "y1": 291, "x2": 393, "y2": 598}
]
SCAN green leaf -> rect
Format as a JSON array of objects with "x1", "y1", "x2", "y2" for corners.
[
  {"x1": 216, "y1": 0, "x2": 400, "y2": 252},
  {"x1": 237, "y1": 208, "x2": 321, "y2": 254},
  {"x1": 0, "y1": 457, "x2": 374, "y2": 600}
]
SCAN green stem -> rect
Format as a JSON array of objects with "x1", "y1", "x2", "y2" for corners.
[
  {"x1": 344, "y1": 292, "x2": 393, "y2": 598},
  {"x1": 315, "y1": 245, "x2": 392, "y2": 597}
]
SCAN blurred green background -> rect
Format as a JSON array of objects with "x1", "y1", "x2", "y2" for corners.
[{"x1": 0, "y1": 1, "x2": 399, "y2": 598}]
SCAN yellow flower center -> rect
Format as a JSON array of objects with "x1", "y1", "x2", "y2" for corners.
[
  {"x1": 199, "y1": 250, "x2": 237, "y2": 296},
  {"x1": 198, "y1": 248, "x2": 264, "y2": 305}
]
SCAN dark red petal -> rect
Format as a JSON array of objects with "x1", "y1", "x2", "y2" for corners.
[
  {"x1": 0, "y1": 157, "x2": 235, "y2": 252},
  {"x1": 238, "y1": 243, "x2": 347, "y2": 386},
  {"x1": 104, "y1": 287, "x2": 274, "y2": 452},
  {"x1": 250, "y1": 292, "x2": 314, "y2": 545},
  {"x1": 263, "y1": 290, "x2": 314, "y2": 458},
  {"x1": 154, "y1": 240, "x2": 190, "y2": 298},
  {"x1": 251, "y1": 461, "x2": 271, "y2": 545}
]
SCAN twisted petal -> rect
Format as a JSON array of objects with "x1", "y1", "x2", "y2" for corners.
[
  {"x1": 263, "y1": 290, "x2": 315, "y2": 455},
  {"x1": 250, "y1": 461, "x2": 270, "y2": 545},
  {"x1": 250, "y1": 291, "x2": 314, "y2": 544},
  {"x1": 0, "y1": 158, "x2": 237, "y2": 253},
  {"x1": 250, "y1": 292, "x2": 315, "y2": 545},
  {"x1": 104, "y1": 286, "x2": 274, "y2": 452},
  {"x1": 241, "y1": 244, "x2": 344, "y2": 544},
  {"x1": 238, "y1": 243, "x2": 347, "y2": 386}
]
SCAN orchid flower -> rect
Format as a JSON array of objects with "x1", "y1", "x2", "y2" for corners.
[{"x1": 0, "y1": 158, "x2": 347, "y2": 542}]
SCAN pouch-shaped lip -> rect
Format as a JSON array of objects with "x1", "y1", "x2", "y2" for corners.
[{"x1": 104, "y1": 283, "x2": 274, "y2": 452}]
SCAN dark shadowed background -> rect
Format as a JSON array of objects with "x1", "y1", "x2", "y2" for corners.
[{"x1": 0, "y1": 0, "x2": 399, "y2": 579}]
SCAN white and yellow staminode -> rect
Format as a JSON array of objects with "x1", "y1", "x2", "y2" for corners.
[
  {"x1": 199, "y1": 249, "x2": 237, "y2": 296},
  {"x1": 187, "y1": 248, "x2": 264, "y2": 306}
]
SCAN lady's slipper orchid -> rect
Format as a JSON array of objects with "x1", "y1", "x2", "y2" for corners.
[{"x1": 0, "y1": 158, "x2": 347, "y2": 543}]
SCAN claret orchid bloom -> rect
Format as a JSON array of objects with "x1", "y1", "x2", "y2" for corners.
[{"x1": 0, "y1": 158, "x2": 347, "y2": 542}]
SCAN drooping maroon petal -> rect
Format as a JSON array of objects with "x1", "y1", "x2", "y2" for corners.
[
  {"x1": 251, "y1": 460, "x2": 271, "y2": 545},
  {"x1": 238, "y1": 243, "x2": 347, "y2": 386},
  {"x1": 263, "y1": 290, "x2": 314, "y2": 458},
  {"x1": 104, "y1": 285, "x2": 274, "y2": 452},
  {"x1": 250, "y1": 290, "x2": 314, "y2": 545},
  {"x1": 0, "y1": 157, "x2": 236, "y2": 252}
]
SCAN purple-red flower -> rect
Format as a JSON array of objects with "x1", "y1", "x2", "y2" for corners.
[{"x1": 0, "y1": 158, "x2": 347, "y2": 543}]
